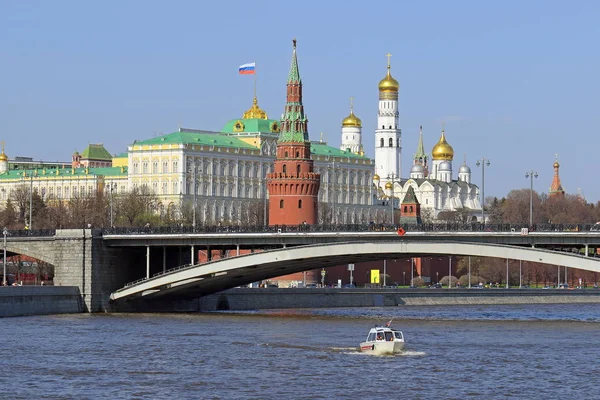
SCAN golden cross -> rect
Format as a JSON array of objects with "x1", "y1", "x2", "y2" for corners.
[
  {"x1": 555, "y1": 153, "x2": 559, "y2": 161},
  {"x1": 349, "y1": 96, "x2": 354, "y2": 111},
  {"x1": 441, "y1": 121, "x2": 446, "y2": 132},
  {"x1": 385, "y1": 53, "x2": 392, "y2": 67}
]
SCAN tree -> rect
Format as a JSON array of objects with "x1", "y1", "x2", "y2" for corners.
[
  {"x1": 117, "y1": 185, "x2": 158, "y2": 226},
  {"x1": 0, "y1": 199, "x2": 18, "y2": 228},
  {"x1": 10, "y1": 184, "x2": 30, "y2": 224}
]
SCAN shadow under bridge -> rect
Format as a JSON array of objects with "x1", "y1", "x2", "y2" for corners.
[{"x1": 110, "y1": 241, "x2": 600, "y2": 302}]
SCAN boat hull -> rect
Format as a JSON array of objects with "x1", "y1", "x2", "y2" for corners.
[{"x1": 359, "y1": 340, "x2": 404, "y2": 355}]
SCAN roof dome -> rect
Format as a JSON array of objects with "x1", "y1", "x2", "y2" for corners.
[
  {"x1": 432, "y1": 130, "x2": 454, "y2": 160},
  {"x1": 410, "y1": 164, "x2": 425, "y2": 174},
  {"x1": 459, "y1": 163, "x2": 471, "y2": 174},
  {"x1": 385, "y1": 181, "x2": 393, "y2": 189},
  {"x1": 378, "y1": 66, "x2": 399, "y2": 93},
  {"x1": 342, "y1": 110, "x2": 362, "y2": 127},
  {"x1": 242, "y1": 96, "x2": 268, "y2": 120},
  {"x1": 439, "y1": 161, "x2": 452, "y2": 170},
  {"x1": 373, "y1": 174, "x2": 380, "y2": 181}
]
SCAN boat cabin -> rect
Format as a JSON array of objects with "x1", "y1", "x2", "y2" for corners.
[{"x1": 366, "y1": 327, "x2": 404, "y2": 342}]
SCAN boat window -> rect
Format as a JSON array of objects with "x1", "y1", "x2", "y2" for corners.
[
  {"x1": 385, "y1": 332, "x2": 394, "y2": 341},
  {"x1": 368, "y1": 332, "x2": 376, "y2": 342},
  {"x1": 394, "y1": 331, "x2": 403, "y2": 340},
  {"x1": 376, "y1": 332, "x2": 384, "y2": 341}
]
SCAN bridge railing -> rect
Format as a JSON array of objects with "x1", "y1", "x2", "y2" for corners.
[
  {"x1": 102, "y1": 223, "x2": 597, "y2": 236},
  {"x1": 5, "y1": 229, "x2": 56, "y2": 238}
]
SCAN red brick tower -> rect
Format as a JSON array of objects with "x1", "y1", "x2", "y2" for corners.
[
  {"x1": 267, "y1": 39, "x2": 320, "y2": 226},
  {"x1": 549, "y1": 154, "x2": 565, "y2": 198}
]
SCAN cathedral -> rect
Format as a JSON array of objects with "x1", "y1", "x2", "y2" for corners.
[{"x1": 341, "y1": 55, "x2": 483, "y2": 222}]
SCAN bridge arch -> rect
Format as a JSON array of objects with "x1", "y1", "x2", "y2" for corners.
[{"x1": 111, "y1": 241, "x2": 600, "y2": 301}]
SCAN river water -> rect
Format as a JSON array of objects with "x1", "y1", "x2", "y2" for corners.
[{"x1": 1, "y1": 304, "x2": 600, "y2": 399}]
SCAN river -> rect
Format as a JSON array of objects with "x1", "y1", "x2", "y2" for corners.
[{"x1": 1, "y1": 304, "x2": 599, "y2": 399}]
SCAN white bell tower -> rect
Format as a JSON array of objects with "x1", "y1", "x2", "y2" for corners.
[{"x1": 375, "y1": 53, "x2": 401, "y2": 186}]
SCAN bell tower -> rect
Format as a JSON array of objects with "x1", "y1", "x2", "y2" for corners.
[{"x1": 267, "y1": 39, "x2": 321, "y2": 226}]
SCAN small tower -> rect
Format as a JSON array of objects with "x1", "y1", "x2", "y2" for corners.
[
  {"x1": 458, "y1": 156, "x2": 471, "y2": 183},
  {"x1": 410, "y1": 125, "x2": 428, "y2": 179},
  {"x1": 399, "y1": 186, "x2": 422, "y2": 224},
  {"x1": 375, "y1": 53, "x2": 402, "y2": 186},
  {"x1": 549, "y1": 154, "x2": 565, "y2": 197},
  {"x1": 0, "y1": 141, "x2": 8, "y2": 174},
  {"x1": 340, "y1": 97, "x2": 362, "y2": 154},
  {"x1": 431, "y1": 125, "x2": 454, "y2": 181},
  {"x1": 267, "y1": 39, "x2": 321, "y2": 226}
]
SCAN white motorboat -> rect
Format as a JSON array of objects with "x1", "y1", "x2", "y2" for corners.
[{"x1": 359, "y1": 324, "x2": 405, "y2": 355}]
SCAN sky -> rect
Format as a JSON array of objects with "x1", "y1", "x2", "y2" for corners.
[{"x1": 1, "y1": 0, "x2": 599, "y2": 201}]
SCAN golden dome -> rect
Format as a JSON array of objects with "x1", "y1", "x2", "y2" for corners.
[
  {"x1": 385, "y1": 181, "x2": 393, "y2": 189},
  {"x1": 432, "y1": 129, "x2": 454, "y2": 160},
  {"x1": 242, "y1": 96, "x2": 268, "y2": 120},
  {"x1": 342, "y1": 110, "x2": 362, "y2": 128},
  {"x1": 373, "y1": 174, "x2": 380, "y2": 181},
  {"x1": 378, "y1": 66, "x2": 399, "y2": 92},
  {"x1": 0, "y1": 152, "x2": 7, "y2": 162}
]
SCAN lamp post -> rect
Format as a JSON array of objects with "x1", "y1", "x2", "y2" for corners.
[
  {"x1": 387, "y1": 173, "x2": 398, "y2": 225},
  {"x1": 383, "y1": 259, "x2": 387, "y2": 287},
  {"x1": 410, "y1": 258, "x2": 414, "y2": 287},
  {"x1": 525, "y1": 170, "x2": 538, "y2": 227},
  {"x1": 506, "y1": 259, "x2": 510, "y2": 289},
  {"x1": 2, "y1": 227, "x2": 7, "y2": 286},
  {"x1": 468, "y1": 256, "x2": 471, "y2": 288},
  {"x1": 519, "y1": 260, "x2": 523, "y2": 289},
  {"x1": 403, "y1": 271, "x2": 406, "y2": 287},
  {"x1": 448, "y1": 256, "x2": 452, "y2": 288},
  {"x1": 475, "y1": 158, "x2": 491, "y2": 224},
  {"x1": 436, "y1": 271, "x2": 439, "y2": 284},
  {"x1": 188, "y1": 161, "x2": 201, "y2": 231},
  {"x1": 109, "y1": 183, "x2": 117, "y2": 228}
]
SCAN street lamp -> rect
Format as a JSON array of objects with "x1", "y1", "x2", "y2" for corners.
[
  {"x1": 475, "y1": 158, "x2": 490, "y2": 224},
  {"x1": 187, "y1": 160, "x2": 202, "y2": 231},
  {"x1": 436, "y1": 271, "x2": 439, "y2": 284},
  {"x1": 448, "y1": 256, "x2": 452, "y2": 288},
  {"x1": 403, "y1": 271, "x2": 406, "y2": 287},
  {"x1": 525, "y1": 170, "x2": 538, "y2": 227},
  {"x1": 108, "y1": 183, "x2": 117, "y2": 227},
  {"x1": 383, "y1": 259, "x2": 387, "y2": 287},
  {"x1": 387, "y1": 173, "x2": 398, "y2": 225},
  {"x1": 410, "y1": 258, "x2": 414, "y2": 287},
  {"x1": 2, "y1": 227, "x2": 7, "y2": 286}
]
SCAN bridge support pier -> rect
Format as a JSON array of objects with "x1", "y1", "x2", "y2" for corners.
[
  {"x1": 585, "y1": 244, "x2": 589, "y2": 257},
  {"x1": 191, "y1": 245, "x2": 195, "y2": 265},
  {"x1": 236, "y1": 244, "x2": 240, "y2": 256}
]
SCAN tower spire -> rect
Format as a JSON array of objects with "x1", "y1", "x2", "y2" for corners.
[{"x1": 549, "y1": 154, "x2": 565, "y2": 197}]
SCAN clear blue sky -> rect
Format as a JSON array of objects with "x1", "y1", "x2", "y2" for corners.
[{"x1": 1, "y1": 1, "x2": 599, "y2": 201}]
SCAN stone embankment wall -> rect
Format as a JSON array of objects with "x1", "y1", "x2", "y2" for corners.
[
  {"x1": 196, "y1": 288, "x2": 600, "y2": 311},
  {"x1": 0, "y1": 286, "x2": 83, "y2": 317}
]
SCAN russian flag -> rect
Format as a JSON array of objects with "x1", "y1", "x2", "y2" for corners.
[{"x1": 239, "y1": 62, "x2": 256, "y2": 75}]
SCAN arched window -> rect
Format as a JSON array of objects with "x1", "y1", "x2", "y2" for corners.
[
  {"x1": 409, "y1": 206, "x2": 413, "y2": 212},
  {"x1": 298, "y1": 199, "x2": 302, "y2": 208},
  {"x1": 285, "y1": 151, "x2": 288, "y2": 158},
  {"x1": 283, "y1": 165, "x2": 287, "y2": 173},
  {"x1": 296, "y1": 151, "x2": 300, "y2": 158},
  {"x1": 380, "y1": 138, "x2": 384, "y2": 147},
  {"x1": 296, "y1": 164, "x2": 301, "y2": 174},
  {"x1": 389, "y1": 125, "x2": 392, "y2": 129},
  {"x1": 404, "y1": 206, "x2": 408, "y2": 212},
  {"x1": 382, "y1": 125, "x2": 385, "y2": 129},
  {"x1": 397, "y1": 140, "x2": 400, "y2": 148},
  {"x1": 280, "y1": 199, "x2": 284, "y2": 208},
  {"x1": 389, "y1": 138, "x2": 393, "y2": 147}
]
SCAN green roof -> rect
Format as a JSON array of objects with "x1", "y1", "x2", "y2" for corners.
[
  {"x1": 132, "y1": 130, "x2": 257, "y2": 150},
  {"x1": 310, "y1": 142, "x2": 370, "y2": 160},
  {"x1": 402, "y1": 186, "x2": 419, "y2": 204},
  {"x1": 0, "y1": 166, "x2": 128, "y2": 181},
  {"x1": 81, "y1": 144, "x2": 112, "y2": 160},
  {"x1": 114, "y1": 152, "x2": 128, "y2": 159},
  {"x1": 221, "y1": 118, "x2": 281, "y2": 135}
]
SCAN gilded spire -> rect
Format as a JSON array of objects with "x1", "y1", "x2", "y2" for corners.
[
  {"x1": 378, "y1": 53, "x2": 399, "y2": 97},
  {"x1": 431, "y1": 124, "x2": 454, "y2": 160},
  {"x1": 242, "y1": 96, "x2": 268, "y2": 119},
  {"x1": 549, "y1": 154, "x2": 565, "y2": 197},
  {"x1": 414, "y1": 125, "x2": 427, "y2": 162}
]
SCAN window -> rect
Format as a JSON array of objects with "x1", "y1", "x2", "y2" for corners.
[
  {"x1": 389, "y1": 125, "x2": 392, "y2": 129},
  {"x1": 380, "y1": 138, "x2": 384, "y2": 147},
  {"x1": 389, "y1": 138, "x2": 393, "y2": 147},
  {"x1": 382, "y1": 125, "x2": 385, "y2": 129},
  {"x1": 410, "y1": 206, "x2": 413, "y2": 212},
  {"x1": 143, "y1": 162, "x2": 148, "y2": 174},
  {"x1": 285, "y1": 151, "x2": 289, "y2": 158},
  {"x1": 296, "y1": 164, "x2": 301, "y2": 174},
  {"x1": 296, "y1": 151, "x2": 299, "y2": 157},
  {"x1": 283, "y1": 165, "x2": 287, "y2": 174},
  {"x1": 172, "y1": 161, "x2": 178, "y2": 172},
  {"x1": 298, "y1": 199, "x2": 302, "y2": 208},
  {"x1": 163, "y1": 161, "x2": 168, "y2": 173},
  {"x1": 133, "y1": 162, "x2": 139, "y2": 174},
  {"x1": 280, "y1": 199, "x2": 284, "y2": 208},
  {"x1": 152, "y1": 162, "x2": 158, "y2": 174}
]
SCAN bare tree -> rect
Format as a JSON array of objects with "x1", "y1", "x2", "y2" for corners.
[{"x1": 117, "y1": 185, "x2": 158, "y2": 226}]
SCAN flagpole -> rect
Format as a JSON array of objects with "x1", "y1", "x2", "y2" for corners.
[{"x1": 254, "y1": 60, "x2": 257, "y2": 98}]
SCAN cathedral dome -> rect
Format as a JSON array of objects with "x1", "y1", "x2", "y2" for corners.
[
  {"x1": 459, "y1": 164, "x2": 471, "y2": 174},
  {"x1": 432, "y1": 130, "x2": 454, "y2": 160},
  {"x1": 439, "y1": 161, "x2": 452, "y2": 171},
  {"x1": 0, "y1": 151, "x2": 7, "y2": 162},
  {"x1": 410, "y1": 164, "x2": 425, "y2": 174},
  {"x1": 373, "y1": 174, "x2": 380, "y2": 181},
  {"x1": 385, "y1": 181, "x2": 393, "y2": 189},
  {"x1": 342, "y1": 110, "x2": 362, "y2": 127},
  {"x1": 378, "y1": 67, "x2": 399, "y2": 93}
]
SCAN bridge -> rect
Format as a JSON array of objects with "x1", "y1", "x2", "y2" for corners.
[{"x1": 3, "y1": 224, "x2": 600, "y2": 311}]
